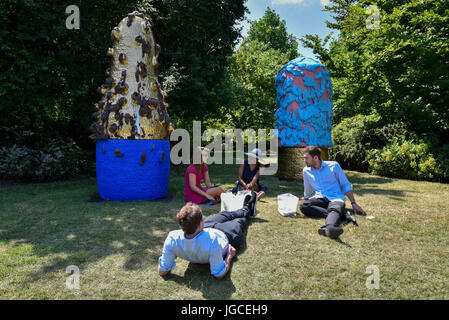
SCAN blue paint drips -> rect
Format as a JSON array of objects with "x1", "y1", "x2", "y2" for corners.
[{"x1": 275, "y1": 56, "x2": 334, "y2": 147}]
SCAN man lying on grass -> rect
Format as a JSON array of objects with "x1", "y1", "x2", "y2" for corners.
[
  {"x1": 158, "y1": 192, "x2": 258, "y2": 279},
  {"x1": 300, "y1": 146, "x2": 366, "y2": 239}
]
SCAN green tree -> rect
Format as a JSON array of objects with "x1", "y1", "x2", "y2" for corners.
[
  {"x1": 0, "y1": 0, "x2": 248, "y2": 180},
  {"x1": 301, "y1": 0, "x2": 449, "y2": 144},
  {"x1": 0, "y1": 0, "x2": 140, "y2": 150},
  {"x1": 244, "y1": 7, "x2": 298, "y2": 60},
  {"x1": 217, "y1": 8, "x2": 299, "y2": 130},
  {"x1": 220, "y1": 40, "x2": 291, "y2": 130},
  {"x1": 137, "y1": 0, "x2": 247, "y2": 127}
]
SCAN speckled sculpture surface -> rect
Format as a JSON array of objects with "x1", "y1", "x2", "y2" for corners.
[
  {"x1": 275, "y1": 57, "x2": 334, "y2": 148},
  {"x1": 90, "y1": 11, "x2": 172, "y2": 201},
  {"x1": 90, "y1": 11, "x2": 173, "y2": 140}
]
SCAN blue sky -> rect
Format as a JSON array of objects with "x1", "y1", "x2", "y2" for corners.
[{"x1": 237, "y1": 0, "x2": 337, "y2": 58}]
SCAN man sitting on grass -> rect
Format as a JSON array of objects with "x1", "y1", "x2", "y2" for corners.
[
  {"x1": 158, "y1": 192, "x2": 257, "y2": 280},
  {"x1": 300, "y1": 146, "x2": 366, "y2": 239}
]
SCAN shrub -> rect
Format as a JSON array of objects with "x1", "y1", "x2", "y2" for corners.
[
  {"x1": 367, "y1": 139, "x2": 444, "y2": 181},
  {"x1": 330, "y1": 114, "x2": 408, "y2": 171},
  {"x1": 0, "y1": 138, "x2": 89, "y2": 182},
  {"x1": 434, "y1": 143, "x2": 449, "y2": 182}
]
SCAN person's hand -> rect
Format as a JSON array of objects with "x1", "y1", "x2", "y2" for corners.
[
  {"x1": 352, "y1": 202, "x2": 366, "y2": 215},
  {"x1": 247, "y1": 182, "x2": 253, "y2": 190},
  {"x1": 206, "y1": 194, "x2": 215, "y2": 201},
  {"x1": 227, "y1": 245, "x2": 236, "y2": 259},
  {"x1": 242, "y1": 183, "x2": 248, "y2": 190}
]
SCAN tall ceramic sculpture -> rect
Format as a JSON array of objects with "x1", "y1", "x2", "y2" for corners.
[
  {"x1": 275, "y1": 57, "x2": 333, "y2": 180},
  {"x1": 89, "y1": 11, "x2": 173, "y2": 200}
]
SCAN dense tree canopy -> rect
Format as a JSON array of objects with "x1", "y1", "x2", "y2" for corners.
[
  {"x1": 0, "y1": 0, "x2": 247, "y2": 150},
  {"x1": 2, "y1": 1, "x2": 448, "y2": 182},
  {"x1": 244, "y1": 7, "x2": 298, "y2": 61},
  {"x1": 302, "y1": 0, "x2": 449, "y2": 144},
  {"x1": 0, "y1": 0, "x2": 139, "y2": 149},
  {"x1": 138, "y1": 0, "x2": 247, "y2": 126},
  {"x1": 303, "y1": 0, "x2": 449, "y2": 181}
]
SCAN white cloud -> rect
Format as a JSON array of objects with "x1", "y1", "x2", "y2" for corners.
[
  {"x1": 270, "y1": 0, "x2": 308, "y2": 5},
  {"x1": 270, "y1": 0, "x2": 330, "y2": 6}
]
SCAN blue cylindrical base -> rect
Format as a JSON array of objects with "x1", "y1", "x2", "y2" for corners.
[{"x1": 96, "y1": 139, "x2": 170, "y2": 201}]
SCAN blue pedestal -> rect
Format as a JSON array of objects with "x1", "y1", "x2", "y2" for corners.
[{"x1": 96, "y1": 139, "x2": 170, "y2": 201}]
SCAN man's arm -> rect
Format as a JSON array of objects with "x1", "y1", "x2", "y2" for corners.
[
  {"x1": 345, "y1": 189, "x2": 366, "y2": 215},
  {"x1": 302, "y1": 170, "x2": 314, "y2": 200},
  {"x1": 158, "y1": 237, "x2": 176, "y2": 277},
  {"x1": 334, "y1": 163, "x2": 366, "y2": 215},
  {"x1": 214, "y1": 245, "x2": 236, "y2": 280}
]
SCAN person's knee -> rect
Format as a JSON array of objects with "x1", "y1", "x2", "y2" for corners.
[
  {"x1": 327, "y1": 202, "x2": 344, "y2": 215},
  {"x1": 229, "y1": 235, "x2": 241, "y2": 250},
  {"x1": 300, "y1": 201, "x2": 312, "y2": 214}
]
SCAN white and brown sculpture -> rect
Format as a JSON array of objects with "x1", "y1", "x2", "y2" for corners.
[{"x1": 90, "y1": 11, "x2": 173, "y2": 201}]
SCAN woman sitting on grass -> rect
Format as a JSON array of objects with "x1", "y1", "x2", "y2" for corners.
[
  {"x1": 236, "y1": 148, "x2": 268, "y2": 199},
  {"x1": 184, "y1": 146, "x2": 225, "y2": 204}
]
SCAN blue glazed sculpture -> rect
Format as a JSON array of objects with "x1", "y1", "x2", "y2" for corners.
[
  {"x1": 275, "y1": 57, "x2": 334, "y2": 148},
  {"x1": 90, "y1": 12, "x2": 173, "y2": 201}
]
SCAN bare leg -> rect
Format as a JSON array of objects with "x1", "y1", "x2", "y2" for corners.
[{"x1": 206, "y1": 186, "x2": 226, "y2": 202}]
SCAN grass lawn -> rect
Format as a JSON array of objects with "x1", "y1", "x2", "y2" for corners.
[{"x1": 1, "y1": 163, "x2": 448, "y2": 299}]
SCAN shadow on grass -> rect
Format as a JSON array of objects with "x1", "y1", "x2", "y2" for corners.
[
  {"x1": 162, "y1": 264, "x2": 237, "y2": 300},
  {"x1": 352, "y1": 186, "x2": 412, "y2": 198},
  {"x1": 334, "y1": 237, "x2": 353, "y2": 248},
  {"x1": 0, "y1": 178, "x2": 185, "y2": 284},
  {"x1": 22, "y1": 210, "x2": 178, "y2": 281}
]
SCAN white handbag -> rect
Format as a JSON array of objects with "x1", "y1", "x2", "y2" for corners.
[
  {"x1": 220, "y1": 190, "x2": 255, "y2": 212},
  {"x1": 277, "y1": 193, "x2": 299, "y2": 217}
]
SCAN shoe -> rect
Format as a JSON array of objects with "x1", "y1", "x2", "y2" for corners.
[
  {"x1": 318, "y1": 227, "x2": 327, "y2": 237},
  {"x1": 256, "y1": 190, "x2": 265, "y2": 200},
  {"x1": 245, "y1": 191, "x2": 257, "y2": 216},
  {"x1": 343, "y1": 211, "x2": 358, "y2": 227},
  {"x1": 243, "y1": 194, "x2": 252, "y2": 207},
  {"x1": 318, "y1": 226, "x2": 344, "y2": 239}
]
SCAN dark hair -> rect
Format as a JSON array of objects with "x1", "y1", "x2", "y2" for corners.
[
  {"x1": 304, "y1": 146, "x2": 322, "y2": 160},
  {"x1": 176, "y1": 202, "x2": 203, "y2": 235}
]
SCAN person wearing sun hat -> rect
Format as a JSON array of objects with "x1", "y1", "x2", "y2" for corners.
[{"x1": 235, "y1": 148, "x2": 269, "y2": 198}]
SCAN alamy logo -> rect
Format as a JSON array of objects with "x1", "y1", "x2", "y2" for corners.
[
  {"x1": 66, "y1": 265, "x2": 80, "y2": 290},
  {"x1": 365, "y1": 265, "x2": 380, "y2": 290},
  {"x1": 170, "y1": 121, "x2": 279, "y2": 176},
  {"x1": 366, "y1": 5, "x2": 381, "y2": 30},
  {"x1": 65, "y1": 5, "x2": 80, "y2": 30}
]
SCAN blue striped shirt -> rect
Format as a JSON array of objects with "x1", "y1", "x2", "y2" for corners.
[{"x1": 303, "y1": 161, "x2": 353, "y2": 203}]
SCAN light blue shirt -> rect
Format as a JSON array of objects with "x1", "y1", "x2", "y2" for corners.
[
  {"x1": 303, "y1": 161, "x2": 353, "y2": 203},
  {"x1": 158, "y1": 228, "x2": 229, "y2": 278}
]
